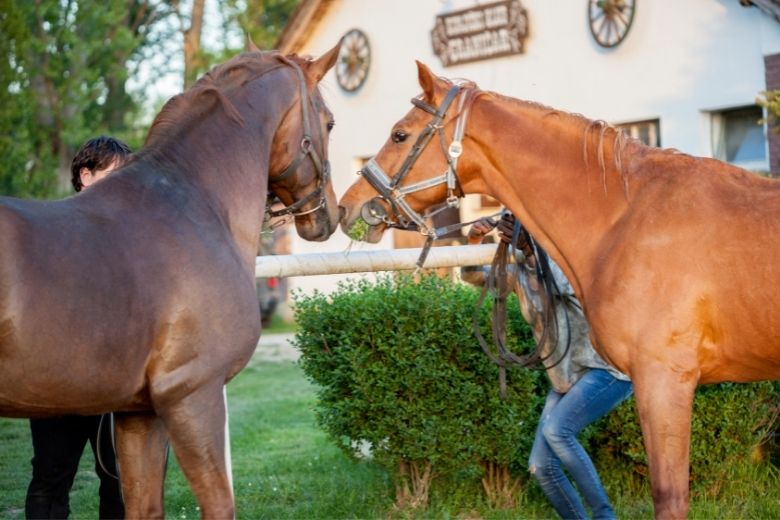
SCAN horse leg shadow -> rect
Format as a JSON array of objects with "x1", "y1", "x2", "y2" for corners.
[
  {"x1": 633, "y1": 363, "x2": 697, "y2": 519},
  {"x1": 157, "y1": 382, "x2": 235, "y2": 519},
  {"x1": 115, "y1": 411, "x2": 169, "y2": 519}
]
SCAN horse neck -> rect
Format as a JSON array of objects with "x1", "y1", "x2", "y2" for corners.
[
  {"x1": 144, "y1": 114, "x2": 274, "y2": 263},
  {"x1": 463, "y1": 95, "x2": 635, "y2": 296}
]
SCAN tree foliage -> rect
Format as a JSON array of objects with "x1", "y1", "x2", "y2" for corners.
[
  {"x1": 188, "y1": 0, "x2": 300, "y2": 81},
  {"x1": 0, "y1": 0, "x2": 177, "y2": 197},
  {"x1": 0, "y1": 0, "x2": 298, "y2": 199}
]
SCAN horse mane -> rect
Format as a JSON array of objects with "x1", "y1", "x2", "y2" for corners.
[
  {"x1": 479, "y1": 89, "x2": 653, "y2": 197},
  {"x1": 144, "y1": 51, "x2": 311, "y2": 149}
]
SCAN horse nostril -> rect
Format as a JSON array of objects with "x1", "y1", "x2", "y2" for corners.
[{"x1": 338, "y1": 205, "x2": 347, "y2": 223}]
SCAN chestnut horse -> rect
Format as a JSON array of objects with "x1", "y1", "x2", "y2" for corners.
[
  {"x1": 0, "y1": 43, "x2": 341, "y2": 518},
  {"x1": 339, "y1": 62, "x2": 780, "y2": 518}
]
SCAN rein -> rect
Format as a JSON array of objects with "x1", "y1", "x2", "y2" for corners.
[
  {"x1": 357, "y1": 84, "x2": 481, "y2": 270},
  {"x1": 472, "y1": 221, "x2": 572, "y2": 398},
  {"x1": 266, "y1": 55, "x2": 331, "y2": 219}
]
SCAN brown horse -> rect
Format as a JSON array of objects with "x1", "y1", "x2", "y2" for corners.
[
  {"x1": 339, "y1": 62, "x2": 780, "y2": 518},
  {"x1": 0, "y1": 43, "x2": 341, "y2": 518}
]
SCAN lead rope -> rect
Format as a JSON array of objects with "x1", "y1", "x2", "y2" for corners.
[
  {"x1": 96, "y1": 413, "x2": 120, "y2": 480},
  {"x1": 413, "y1": 210, "x2": 503, "y2": 273},
  {"x1": 472, "y1": 219, "x2": 573, "y2": 398}
]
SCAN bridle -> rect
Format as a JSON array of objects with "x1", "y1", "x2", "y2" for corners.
[
  {"x1": 266, "y1": 56, "x2": 331, "y2": 219},
  {"x1": 357, "y1": 83, "x2": 487, "y2": 268}
]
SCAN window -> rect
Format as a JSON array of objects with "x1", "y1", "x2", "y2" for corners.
[
  {"x1": 616, "y1": 119, "x2": 660, "y2": 147},
  {"x1": 711, "y1": 106, "x2": 767, "y2": 171}
]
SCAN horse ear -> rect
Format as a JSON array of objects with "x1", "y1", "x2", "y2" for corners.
[
  {"x1": 303, "y1": 41, "x2": 342, "y2": 85},
  {"x1": 245, "y1": 34, "x2": 260, "y2": 52},
  {"x1": 416, "y1": 60, "x2": 437, "y2": 101}
]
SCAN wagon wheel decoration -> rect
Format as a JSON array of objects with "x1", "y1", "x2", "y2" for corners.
[
  {"x1": 336, "y1": 29, "x2": 371, "y2": 92},
  {"x1": 588, "y1": 0, "x2": 636, "y2": 48}
]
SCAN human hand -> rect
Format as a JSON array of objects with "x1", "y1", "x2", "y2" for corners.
[
  {"x1": 497, "y1": 212, "x2": 533, "y2": 257},
  {"x1": 496, "y1": 212, "x2": 516, "y2": 244},
  {"x1": 467, "y1": 217, "x2": 497, "y2": 245}
]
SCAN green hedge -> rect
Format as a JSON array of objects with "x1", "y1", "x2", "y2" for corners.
[
  {"x1": 589, "y1": 380, "x2": 780, "y2": 497},
  {"x1": 293, "y1": 275, "x2": 541, "y2": 484},
  {"x1": 293, "y1": 273, "x2": 779, "y2": 503}
]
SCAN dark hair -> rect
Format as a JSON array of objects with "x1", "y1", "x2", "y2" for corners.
[{"x1": 70, "y1": 136, "x2": 132, "y2": 192}]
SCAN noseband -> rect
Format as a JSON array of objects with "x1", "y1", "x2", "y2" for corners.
[
  {"x1": 267, "y1": 56, "x2": 331, "y2": 219},
  {"x1": 357, "y1": 83, "x2": 487, "y2": 268}
]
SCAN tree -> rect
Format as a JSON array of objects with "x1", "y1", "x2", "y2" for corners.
[
  {"x1": 226, "y1": 0, "x2": 300, "y2": 50},
  {"x1": 0, "y1": 0, "x2": 177, "y2": 197},
  {"x1": 0, "y1": 0, "x2": 297, "y2": 198},
  {"x1": 176, "y1": 0, "x2": 206, "y2": 89},
  {"x1": 188, "y1": 0, "x2": 299, "y2": 73}
]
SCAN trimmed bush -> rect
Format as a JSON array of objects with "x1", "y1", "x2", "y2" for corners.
[
  {"x1": 293, "y1": 273, "x2": 779, "y2": 511},
  {"x1": 589, "y1": 380, "x2": 780, "y2": 496},
  {"x1": 293, "y1": 273, "x2": 543, "y2": 508}
]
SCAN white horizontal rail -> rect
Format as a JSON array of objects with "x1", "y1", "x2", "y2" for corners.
[{"x1": 254, "y1": 243, "x2": 498, "y2": 278}]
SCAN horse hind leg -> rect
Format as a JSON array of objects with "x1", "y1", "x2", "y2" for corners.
[
  {"x1": 157, "y1": 382, "x2": 235, "y2": 519},
  {"x1": 114, "y1": 412, "x2": 169, "y2": 519},
  {"x1": 633, "y1": 363, "x2": 697, "y2": 519}
]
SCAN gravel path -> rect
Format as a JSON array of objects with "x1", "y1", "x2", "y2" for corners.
[{"x1": 253, "y1": 331, "x2": 299, "y2": 362}]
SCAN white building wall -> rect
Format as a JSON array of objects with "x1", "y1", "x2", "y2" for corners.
[{"x1": 282, "y1": 0, "x2": 780, "y2": 297}]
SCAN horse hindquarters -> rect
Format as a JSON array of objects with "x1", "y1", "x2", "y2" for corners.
[{"x1": 632, "y1": 362, "x2": 697, "y2": 519}]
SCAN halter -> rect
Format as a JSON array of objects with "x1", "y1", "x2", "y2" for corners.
[
  {"x1": 357, "y1": 83, "x2": 483, "y2": 269},
  {"x1": 267, "y1": 56, "x2": 331, "y2": 219}
]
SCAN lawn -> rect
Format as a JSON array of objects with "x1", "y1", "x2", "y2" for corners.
[{"x1": 1, "y1": 353, "x2": 778, "y2": 519}]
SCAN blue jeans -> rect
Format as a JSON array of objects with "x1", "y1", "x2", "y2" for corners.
[{"x1": 528, "y1": 369, "x2": 633, "y2": 520}]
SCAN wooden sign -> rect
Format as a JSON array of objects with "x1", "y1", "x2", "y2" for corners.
[{"x1": 431, "y1": 0, "x2": 529, "y2": 67}]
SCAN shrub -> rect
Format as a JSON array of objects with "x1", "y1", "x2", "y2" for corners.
[
  {"x1": 589, "y1": 381, "x2": 780, "y2": 497},
  {"x1": 293, "y1": 273, "x2": 542, "y2": 509},
  {"x1": 293, "y1": 272, "x2": 779, "y2": 511}
]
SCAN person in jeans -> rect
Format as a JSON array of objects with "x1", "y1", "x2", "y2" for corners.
[
  {"x1": 462, "y1": 213, "x2": 632, "y2": 520},
  {"x1": 25, "y1": 136, "x2": 131, "y2": 520}
]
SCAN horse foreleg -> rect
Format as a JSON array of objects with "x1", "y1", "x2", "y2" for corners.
[
  {"x1": 633, "y1": 364, "x2": 697, "y2": 519},
  {"x1": 114, "y1": 412, "x2": 169, "y2": 519},
  {"x1": 159, "y1": 383, "x2": 235, "y2": 519}
]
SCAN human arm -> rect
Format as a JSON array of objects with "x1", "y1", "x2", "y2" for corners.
[{"x1": 460, "y1": 217, "x2": 497, "y2": 286}]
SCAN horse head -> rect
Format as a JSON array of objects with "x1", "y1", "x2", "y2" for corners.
[
  {"x1": 339, "y1": 62, "x2": 481, "y2": 243},
  {"x1": 145, "y1": 43, "x2": 342, "y2": 244},
  {"x1": 266, "y1": 45, "x2": 342, "y2": 241}
]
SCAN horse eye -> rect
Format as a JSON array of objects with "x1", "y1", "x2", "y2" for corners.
[
  {"x1": 326, "y1": 121, "x2": 335, "y2": 132},
  {"x1": 392, "y1": 130, "x2": 408, "y2": 144}
]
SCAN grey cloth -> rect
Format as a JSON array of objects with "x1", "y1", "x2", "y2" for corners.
[{"x1": 462, "y1": 255, "x2": 629, "y2": 393}]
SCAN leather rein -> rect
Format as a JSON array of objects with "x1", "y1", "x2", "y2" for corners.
[{"x1": 473, "y1": 221, "x2": 573, "y2": 397}]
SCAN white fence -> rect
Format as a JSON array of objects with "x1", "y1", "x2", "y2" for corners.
[{"x1": 254, "y1": 243, "x2": 498, "y2": 278}]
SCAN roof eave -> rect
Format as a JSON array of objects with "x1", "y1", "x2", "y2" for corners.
[{"x1": 275, "y1": 0, "x2": 335, "y2": 54}]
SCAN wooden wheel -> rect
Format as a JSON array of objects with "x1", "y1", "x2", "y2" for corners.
[
  {"x1": 336, "y1": 29, "x2": 370, "y2": 92},
  {"x1": 588, "y1": 0, "x2": 636, "y2": 48}
]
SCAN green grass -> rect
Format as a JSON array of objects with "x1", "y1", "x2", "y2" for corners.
[
  {"x1": 262, "y1": 313, "x2": 298, "y2": 334},
  {"x1": 1, "y1": 357, "x2": 778, "y2": 519}
]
